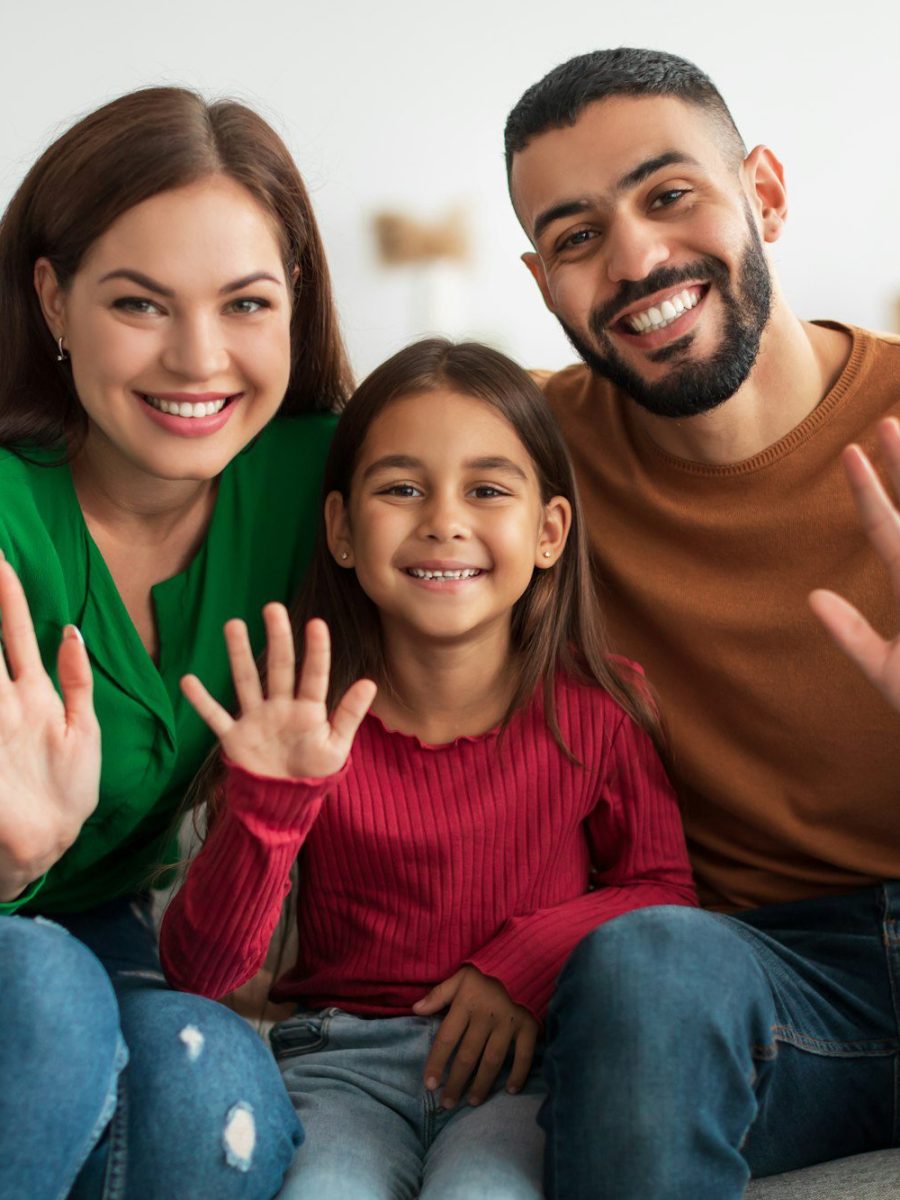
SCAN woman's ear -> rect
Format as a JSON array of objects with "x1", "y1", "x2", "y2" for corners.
[
  {"x1": 325, "y1": 491, "x2": 354, "y2": 566},
  {"x1": 33, "y1": 258, "x2": 67, "y2": 339},
  {"x1": 535, "y1": 495, "x2": 572, "y2": 568}
]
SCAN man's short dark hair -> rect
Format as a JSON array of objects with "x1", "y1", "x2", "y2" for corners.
[{"x1": 504, "y1": 48, "x2": 746, "y2": 175}]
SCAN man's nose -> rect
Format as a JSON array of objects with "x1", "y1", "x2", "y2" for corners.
[{"x1": 604, "y1": 216, "x2": 671, "y2": 285}]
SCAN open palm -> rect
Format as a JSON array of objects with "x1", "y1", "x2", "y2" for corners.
[
  {"x1": 0, "y1": 557, "x2": 100, "y2": 899},
  {"x1": 810, "y1": 417, "x2": 900, "y2": 712},
  {"x1": 181, "y1": 607, "x2": 376, "y2": 780}
]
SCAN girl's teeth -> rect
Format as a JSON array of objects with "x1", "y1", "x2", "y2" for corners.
[
  {"x1": 408, "y1": 568, "x2": 481, "y2": 580},
  {"x1": 626, "y1": 287, "x2": 700, "y2": 333},
  {"x1": 143, "y1": 396, "x2": 228, "y2": 418}
]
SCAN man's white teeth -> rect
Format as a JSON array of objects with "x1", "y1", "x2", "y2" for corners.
[
  {"x1": 144, "y1": 395, "x2": 228, "y2": 417},
  {"x1": 408, "y1": 568, "x2": 481, "y2": 580},
  {"x1": 625, "y1": 288, "x2": 701, "y2": 334}
]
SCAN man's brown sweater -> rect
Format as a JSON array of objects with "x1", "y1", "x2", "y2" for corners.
[{"x1": 543, "y1": 323, "x2": 900, "y2": 910}]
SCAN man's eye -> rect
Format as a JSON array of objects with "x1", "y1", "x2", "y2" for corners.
[
  {"x1": 560, "y1": 229, "x2": 597, "y2": 251},
  {"x1": 651, "y1": 189, "x2": 690, "y2": 209},
  {"x1": 112, "y1": 297, "x2": 163, "y2": 315}
]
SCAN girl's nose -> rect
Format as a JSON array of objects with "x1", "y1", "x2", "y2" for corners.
[{"x1": 419, "y1": 494, "x2": 469, "y2": 541}]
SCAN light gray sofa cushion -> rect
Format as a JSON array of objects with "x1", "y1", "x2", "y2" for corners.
[{"x1": 746, "y1": 1150, "x2": 900, "y2": 1198}]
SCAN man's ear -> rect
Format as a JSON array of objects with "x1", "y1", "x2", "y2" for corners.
[
  {"x1": 33, "y1": 258, "x2": 67, "y2": 339},
  {"x1": 522, "y1": 251, "x2": 556, "y2": 313},
  {"x1": 324, "y1": 491, "x2": 354, "y2": 567},
  {"x1": 741, "y1": 146, "x2": 788, "y2": 245}
]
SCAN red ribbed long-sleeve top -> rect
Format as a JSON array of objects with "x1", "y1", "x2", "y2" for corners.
[{"x1": 160, "y1": 672, "x2": 697, "y2": 1021}]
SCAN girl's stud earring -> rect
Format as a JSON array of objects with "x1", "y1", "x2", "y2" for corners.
[
  {"x1": 340, "y1": 552, "x2": 349, "y2": 561},
  {"x1": 56, "y1": 335, "x2": 68, "y2": 362},
  {"x1": 542, "y1": 550, "x2": 552, "y2": 559}
]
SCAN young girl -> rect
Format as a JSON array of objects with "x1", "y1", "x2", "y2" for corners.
[{"x1": 161, "y1": 338, "x2": 697, "y2": 1199}]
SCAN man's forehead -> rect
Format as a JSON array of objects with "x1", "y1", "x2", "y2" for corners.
[{"x1": 510, "y1": 95, "x2": 721, "y2": 229}]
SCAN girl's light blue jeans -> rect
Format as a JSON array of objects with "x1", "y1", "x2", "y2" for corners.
[
  {"x1": 0, "y1": 896, "x2": 301, "y2": 1200},
  {"x1": 540, "y1": 886, "x2": 900, "y2": 1200},
  {"x1": 271, "y1": 1008, "x2": 546, "y2": 1199}
]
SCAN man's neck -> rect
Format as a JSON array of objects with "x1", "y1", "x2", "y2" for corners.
[{"x1": 629, "y1": 297, "x2": 853, "y2": 466}]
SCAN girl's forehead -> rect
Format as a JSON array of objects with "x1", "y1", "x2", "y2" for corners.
[{"x1": 360, "y1": 388, "x2": 532, "y2": 462}]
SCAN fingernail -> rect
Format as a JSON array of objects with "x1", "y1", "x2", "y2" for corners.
[
  {"x1": 468, "y1": 1096, "x2": 481, "y2": 1107},
  {"x1": 441, "y1": 1097, "x2": 455, "y2": 1110},
  {"x1": 63, "y1": 624, "x2": 84, "y2": 644},
  {"x1": 425, "y1": 1075, "x2": 438, "y2": 1091},
  {"x1": 506, "y1": 1085, "x2": 520, "y2": 1095}
]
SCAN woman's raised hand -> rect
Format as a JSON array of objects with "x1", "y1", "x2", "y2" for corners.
[
  {"x1": 810, "y1": 418, "x2": 900, "y2": 713},
  {"x1": 181, "y1": 608, "x2": 376, "y2": 780},
  {"x1": 0, "y1": 556, "x2": 100, "y2": 901}
]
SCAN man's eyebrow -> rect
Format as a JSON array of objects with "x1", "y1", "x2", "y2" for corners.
[
  {"x1": 532, "y1": 151, "x2": 700, "y2": 243},
  {"x1": 615, "y1": 151, "x2": 700, "y2": 193},
  {"x1": 96, "y1": 268, "x2": 282, "y2": 296}
]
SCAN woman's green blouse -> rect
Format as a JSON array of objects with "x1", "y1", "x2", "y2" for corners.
[{"x1": 0, "y1": 414, "x2": 336, "y2": 915}]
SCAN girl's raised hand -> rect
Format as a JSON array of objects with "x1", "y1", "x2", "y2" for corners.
[
  {"x1": 810, "y1": 419, "x2": 900, "y2": 713},
  {"x1": 0, "y1": 556, "x2": 100, "y2": 901},
  {"x1": 181, "y1": 609, "x2": 376, "y2": 780}
]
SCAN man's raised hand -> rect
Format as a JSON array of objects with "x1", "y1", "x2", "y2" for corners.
[
  {"x1": 810, "y1": 418, "x2": 900, "y2": 712},
  {"x1": 181, "y1": 608, "x2": 376, "y2": 779}
]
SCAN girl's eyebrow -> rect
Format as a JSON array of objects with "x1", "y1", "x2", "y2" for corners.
[{"x1": 362, "y1": 454, "x2": 528, "y2": 481}]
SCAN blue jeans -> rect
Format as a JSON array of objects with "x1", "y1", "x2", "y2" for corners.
[
  {"x1": 271, "y1": 1008, "x2": 546, "y2": 1199},
  {"x1": 0, "y1": 896, "x2": 301, "y2": 1200},
  {"x1": 541, "y1": 886, "x2": 900, "y2": 1200}
]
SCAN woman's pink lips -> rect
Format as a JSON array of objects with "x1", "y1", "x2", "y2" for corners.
[{"x1": 136, "y1": 392, "x2": 240, "y2": 437}]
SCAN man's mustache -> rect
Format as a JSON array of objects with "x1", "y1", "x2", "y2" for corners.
[{"x1": 589, "y1": 256, "x2": 730, "y2": 337}]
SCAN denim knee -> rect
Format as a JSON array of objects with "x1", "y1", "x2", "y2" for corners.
[
  {"x1": 0, "y1": 914, "x2": 121, "y2": 1046},
  {"x1": 555, "y1": 905, "x2": 764, "y2": 1024},
  {"x1": 116, "y1": 988, "x2": 301, "y2": 1198}
]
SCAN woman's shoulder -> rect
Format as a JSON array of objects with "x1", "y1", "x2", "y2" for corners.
[{"x1": 244, "y1": 411, "x2": 338, "y2": 462}]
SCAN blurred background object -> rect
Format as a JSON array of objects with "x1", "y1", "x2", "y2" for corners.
[{"x1": 2, "y1": 0, "x2": 897, "y2": 377}]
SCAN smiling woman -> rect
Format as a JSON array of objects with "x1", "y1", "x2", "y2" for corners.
[{"x1": 0, "y1": 87, "x2": 351, "y2": 1199}]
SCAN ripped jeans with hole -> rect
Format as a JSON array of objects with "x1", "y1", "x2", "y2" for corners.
[{"x1": 0, "y1": 896, "x2": 301, "y2": 1200}]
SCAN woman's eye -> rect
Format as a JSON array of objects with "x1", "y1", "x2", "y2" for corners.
[
  {"x1": 228, "y1": 297, "x2": 270, "y2": 315},
  {"x1": 112, "y1": 296, "x2": 163, "y2": 315}
]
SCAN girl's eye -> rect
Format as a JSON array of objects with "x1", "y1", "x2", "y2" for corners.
[
  {"x1": 650, "y1": 188, "x2": 690, "y2": 210},
  {"x1": 381, "y1": 483, "x2": 422, "y2": 498},
  {"x1": 470, "y1": 485, "x2": 509, "y2": 499},
  {"x1": 228, "y1": 297, "x2": 270, "y2": 315},
  {"x1": 112, "y1": 296, "x2": 163, "y2": 315}
]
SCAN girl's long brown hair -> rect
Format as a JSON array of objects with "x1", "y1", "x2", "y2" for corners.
[
  {"x1": 293, "y1": 337, "x2": 664, "y2": 759},
  {"x1": 0, "y1": 86, "x2": 352, "y2": 454}
]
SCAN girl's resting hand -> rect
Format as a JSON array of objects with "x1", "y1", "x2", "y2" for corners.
[
  {"x1": 413, "y1": 965, "x2": 539, "y2": 1109},
  {"x1": 0, "y1": 556, "x2": 100, "y2": 900},
  {"x1": 810, "y1": 418, "x2": 900, "y2": 714},
  {"x1": 181, "y1": 609, "x2": 376, "y2": 780}
]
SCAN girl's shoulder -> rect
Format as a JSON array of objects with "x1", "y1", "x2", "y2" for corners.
[{"x1": 551, "y1": 662, "x2": 649, "y2": 754}]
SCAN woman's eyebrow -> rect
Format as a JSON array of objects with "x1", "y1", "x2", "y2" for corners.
[{"x1": 96, "y1": 268, "x2": 281, "y2": 295}]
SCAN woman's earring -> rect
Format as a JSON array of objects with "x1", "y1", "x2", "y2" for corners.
[{"x1": 56, "y1": 336, "x2": 68, "y2": 362}]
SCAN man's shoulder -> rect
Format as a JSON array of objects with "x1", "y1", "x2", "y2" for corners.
[{"x1": 535, "y1": 362, "x2": 621, "y2": 424}]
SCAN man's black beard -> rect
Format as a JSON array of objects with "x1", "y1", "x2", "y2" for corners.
[{"x1": 558, "y1": 213, "x2": 772, "y2": 419}]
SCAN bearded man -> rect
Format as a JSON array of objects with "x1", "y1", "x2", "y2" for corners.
[{"x1": 505, "y1": 47, "x2": 900, "y2": 1199}]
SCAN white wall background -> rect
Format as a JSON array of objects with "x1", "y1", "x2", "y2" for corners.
[{"x1": 1, "y1": 0, "x2": 898, "y2": 379}]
